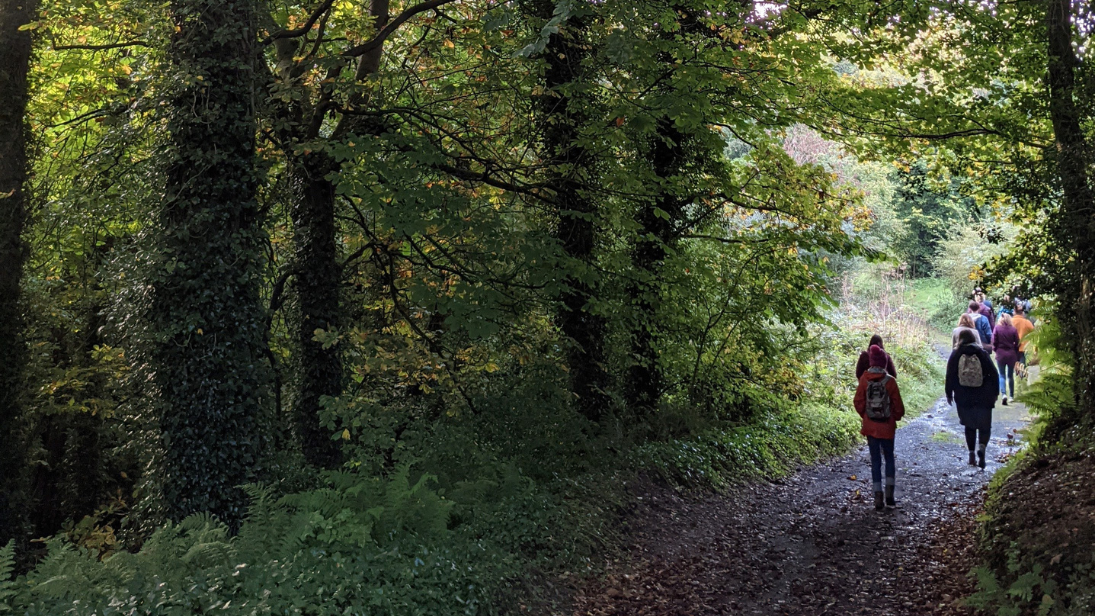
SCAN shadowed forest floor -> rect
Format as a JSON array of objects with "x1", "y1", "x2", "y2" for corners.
[{"x1": 569, "y1": 392, "x2": 1031, "y2": 616}]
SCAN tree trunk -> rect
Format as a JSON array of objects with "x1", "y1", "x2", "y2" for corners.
[
  {"x1": 153, "y1": 0, "x2": 268, "y2": 526},
  {"x1": 626, "y1": 121, "x2": 689, "y2": 416},
  {"x1": 0, "y1": 0, "x2": 37, "y2": 547},
  {"x1": 278, "y1": 0, "x2": 389, "y2": 468},
  {"x1": 531, "y1": 2, "x2": 609, "y2": 424},
  {"x1": 288, "y1": 150, "x2": 343, "y2": 468},
  {"x1": 1045, "y1": 0, "x2": 1095, "y2": 414}
]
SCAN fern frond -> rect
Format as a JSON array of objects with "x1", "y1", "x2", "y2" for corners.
[
  {"x1": 0, "y1": 541, "x2": 14, "y2": 584},
  {"x1": 0, "y1": 541, "x2": 16, "y2": 609},
  {"x1": 180, "y1": 541, "x2": 235, "y2": 565}
]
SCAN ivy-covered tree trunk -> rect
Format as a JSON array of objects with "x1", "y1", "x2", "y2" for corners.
[
  {"x1": 287, "y1": 151, "x2": 343, "y2": 468},
  {"x1": 626, "y1": 120, "x2": 689, "y2": 416},
  {"x1": 532, "y1": 3, "x2": 609, "y2": 424},
  {"x1": 153, "y1": 0, "x2": 268, "y2": 525},
  {"x1": 0, "y1": 0, "x2": 36, "y2": 547},
  {"x1": 1045, "y1": 0, "x2": 1095, "y2": 415}
]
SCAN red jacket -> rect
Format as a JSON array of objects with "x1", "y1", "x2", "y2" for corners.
[{"x1": 853, "y1": 368, "x2": 906, "y2": 439}]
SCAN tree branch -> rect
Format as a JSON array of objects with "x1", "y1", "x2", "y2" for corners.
[
  {"x1": 340, "y1": 243, "x2": 373, "y2": 270},
  {"x1": 52, "y1": 41, "x2": 150, "y2": 51},
  {"x1": 269, "y1": 267, "x2": 297, "y2": 314},
  {"x1": 342, "y1": 0, "x2": 456, "y2": 57},
  {"x1": 262, "y1": 0, "x2": 336, "y2": 45}
]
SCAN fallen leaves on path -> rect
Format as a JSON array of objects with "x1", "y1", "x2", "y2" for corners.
[{"x1": 570, "y1": 397, "x2": 1011, "y2": 616}]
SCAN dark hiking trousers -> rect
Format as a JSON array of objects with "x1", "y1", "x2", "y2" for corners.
[
  {"x1": 867, "y1": 436, "x2": 895, "y2": 492},
  {"x1": 965, "y1": 426, "x2": 990, "y2": 452}
]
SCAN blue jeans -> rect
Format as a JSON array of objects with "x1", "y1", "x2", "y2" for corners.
[
  {"x1": 868, "y1": 436, "x2": 895, "y2": 492},
  {"x1": 997, "y1": 359, "x2": 1014, "y2": 398}
]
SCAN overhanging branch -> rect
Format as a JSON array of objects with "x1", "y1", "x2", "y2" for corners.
[
  {"x1": 53, "y1": 40, "x2": 150, "y2": 51},
  {"x1": 262, "y1": 0, "x2": 336, "y2": 45},
  {"x1": 342, "y1": 0, "x2": 456, "y2": 57}
]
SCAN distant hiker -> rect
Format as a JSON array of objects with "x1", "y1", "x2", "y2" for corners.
[
  {"x1": 980, "y1": 298, "x2": 997, "y2": 331},
  {"x1": 999, "y1": 295, "x2": 1014, "y2": 316},
  {"x1": 1013, "y1": 305, "x2": 1036, "y2": 369},
  {"x1": 946, "y1": 330, "x2": 1000, "y2": 469},
  {"x1": 855, "y1": 334, "x2": 897, "y2": 380},
  {"x1": 952, "y1": 313, "x2": 982, "y2": 350},
  {"x1": 993, "y1": 313, "x2": 1020, "y2": 405},
  {"x1": 854, "y1": 345, "x2": 906, "y2": 510},
  {"x1": 1017, "y1": 297, "x2": 1034, "y2": 323},
  {"x1": 968, "y1": 301, "x2": 993, "y2": 350}
]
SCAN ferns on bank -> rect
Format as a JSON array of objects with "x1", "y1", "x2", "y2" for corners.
[
  {"x1": 7, "y1": 468, "x2": 506, "y2": 615},
  {"x1": 0, "y1": 541, "x2": 15, "y2": 612},
  {"x1": 1017, "y1": 311, "x2": 1081, "y2": 447}
]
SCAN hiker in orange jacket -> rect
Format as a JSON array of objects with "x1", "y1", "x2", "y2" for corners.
[{"x1": 854, "y1": 345, "x2": 906, "y2": 510}]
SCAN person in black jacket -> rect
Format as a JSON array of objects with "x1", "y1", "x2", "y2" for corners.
[{"x1": 945, "y1": 329, "x2": 1000, "y2": 469}]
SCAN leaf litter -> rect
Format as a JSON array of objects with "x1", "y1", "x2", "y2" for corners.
[{"x1": 569, "y1": 395, "x2": 1025, "y2": 615}]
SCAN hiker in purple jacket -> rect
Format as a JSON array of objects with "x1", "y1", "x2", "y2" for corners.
[
  {"x1": 992, "y1": 313, "x2": 1021, "y2": 405},
  {"x1": 979, "y1": 299, "x2": 996, "y2": 331},
  {"x1": 855, "y1": 334, "x2": 897, "y2": 380}
]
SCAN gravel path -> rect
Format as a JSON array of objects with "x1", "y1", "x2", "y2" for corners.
[{"x1": 572, "y1": 391, "x2": 1030, "y2": 616}]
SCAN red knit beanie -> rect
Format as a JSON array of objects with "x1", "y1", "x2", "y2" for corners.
[{"x1": 868, "y1": 344, "x2": 887, "y2": 368}]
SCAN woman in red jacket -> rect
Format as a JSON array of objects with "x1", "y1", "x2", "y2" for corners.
[{"x1": 854, "y1": 345, "x2": 906, "y2": 510}]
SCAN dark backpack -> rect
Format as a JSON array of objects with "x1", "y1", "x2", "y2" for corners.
[{"x1": 864, "y1": 374, "x2": 892, "y2": 422}]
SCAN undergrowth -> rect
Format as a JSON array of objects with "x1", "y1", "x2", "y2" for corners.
[
  {"x1": 0, "y1": 270, "x2": 948, "y2": 614},
  {"x1": 635, "y1": 269, "x2": 946, "y2": 490}
]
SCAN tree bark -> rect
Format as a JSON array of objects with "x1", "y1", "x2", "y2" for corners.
[
  {"x1": 531, "y1": 2, "x2": 609, "y2": 424},
  {"x1": 153, "y1": 0, "x2": 268, "y2": 526},
  {"x1": 1045, "y1": 0, "x2": 1095, "y2": 414},
  {"x1": 277, "y1": 0, "x2": 390, "y2": 468},
  {"x1": 287, "y1": 151, "x2": 344, "y2": 468},
  {"x1": 0, "y1": 0, "x2": 37, "y2": 547}
]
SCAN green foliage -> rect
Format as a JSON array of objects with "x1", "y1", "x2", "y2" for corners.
[
  {"x1": 636, "y1": 284, "x2": 945, "y2": 489},
  {"x1": 889, "y1": 161, "x2": 977, "y2": 277},
  {"x1": 0, "y1": 541, "x2": 15, "y2": 611},
  {"x1": 933, "y1": 220, "x2": 1018, "y2": 303},
  {"x1": 967, "y1": 540, "x2": 1095, "y2": 616},
  {"x1": 1015, "y1": 312, "x2": 1081, "y2": 447},
  {"x1": 635, "y1": 401, "x2": 861, "y2": 489},
  {"x1": 6, "y1": 0, "x2": 1034, "y2": 612},
  {"x1": 8, "y1": 472, "x2": 512, "y2": 616},
  {"x1": 966, "y1": 545, "x2": 1062, "y2": 616},
  {"x1": 906, "y1": 278, "x2": 962, "y2": 331}
]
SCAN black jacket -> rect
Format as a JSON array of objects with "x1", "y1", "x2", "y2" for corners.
[{"x1": 945, "y1": 344, "x2": 1000, "y2": 409}]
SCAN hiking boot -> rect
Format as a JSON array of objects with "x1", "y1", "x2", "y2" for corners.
[
  {"x1": 885, "y1": 486, "x2": 896, "y2": 508},
  {"x1": 968, "y1": 451, "x2": 977, "y2": 466},
  {"x1": 977, "y1": 450, "x2": 986, "y2": 469},
  {"x1": 1002, "y1": 396, "x2": 1009, "y2": 406},
  {"x1": 874, "y1": 491, "x2": 884, "y2": 510}
]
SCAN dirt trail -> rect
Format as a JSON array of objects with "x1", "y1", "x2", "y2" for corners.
[{"x1": 572, "y1": 389, "x2": 1030, "y2": 616}]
